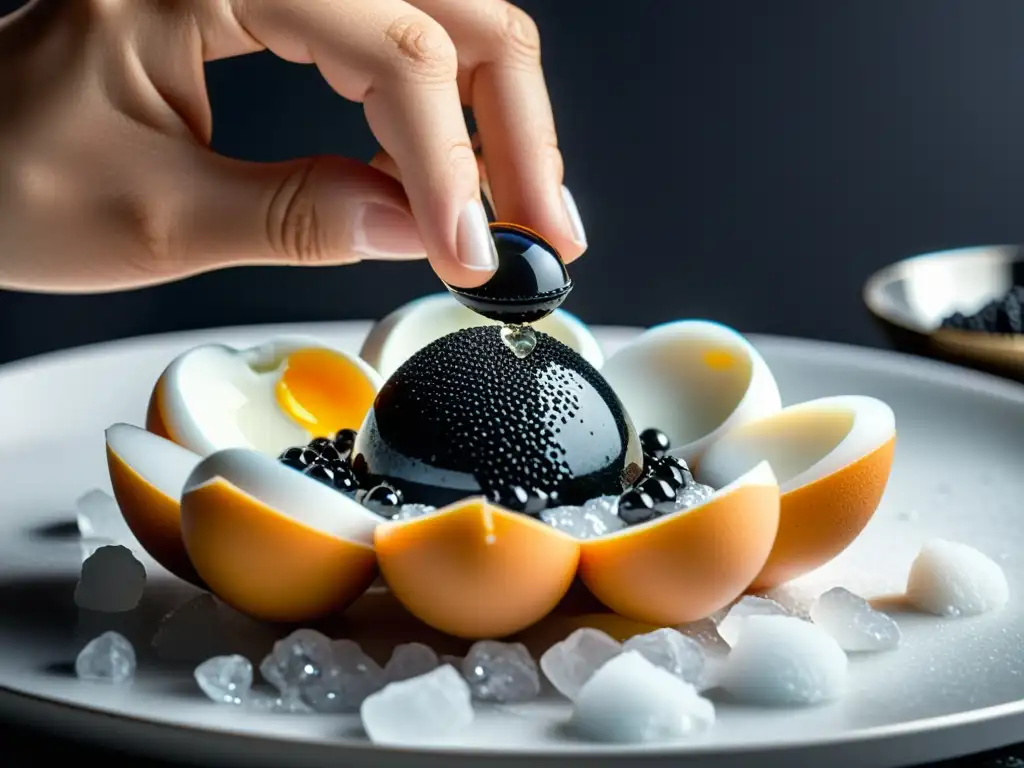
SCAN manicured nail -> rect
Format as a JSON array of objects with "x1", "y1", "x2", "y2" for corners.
[
  {"x1": 456, "y1": 198, "x2": 498, "y2": 270},
  {"x1": 352, "y1": 202, "x2": 426, "y2": 260},
  {"x1": 561, "y1": 184, "x2": 587, "y2": 248}
]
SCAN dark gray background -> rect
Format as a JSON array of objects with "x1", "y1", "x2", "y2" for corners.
[
  {"x1": 1, "y1": 1, "x2": 1023, "y2": 766},
  {"x1": 3, "y1": 0, "x2": 1024, "y2": 365}
]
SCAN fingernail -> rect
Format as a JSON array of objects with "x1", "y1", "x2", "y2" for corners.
[
  {"x1": 561, "y1": 184, "x2": 587, "y2": 248},
  {"x1": 456, "y1": 198, "x2": 498, "y2": 270},
  {"x1": 352, "y1": 202, "x2": 426, "y2": 260}
]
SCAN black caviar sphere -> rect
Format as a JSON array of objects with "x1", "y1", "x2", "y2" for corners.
[
  {"x1": 639, "y1": 428, "x2": 671, "y2": 458},
  {"x1": 351, "y1": 325, "x2": 644, "y2": 508},
  {"x1": 444, "y1": 223, "x2": 572, "y2": 324},
  {"x1": 618, "y1": 488, "x2": 658, "y2": 525}
]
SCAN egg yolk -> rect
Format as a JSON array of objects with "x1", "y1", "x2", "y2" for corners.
[
  {"x1": 702, "y1": 349, "x2": 737, "y2": 371},
  {"x1": 274, "y1": 348, "x2": 377, "y2": 437}
]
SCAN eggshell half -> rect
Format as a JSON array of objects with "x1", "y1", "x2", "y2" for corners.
[
  {"x1": 600, "y1": 321, "x2": 782, "y2": 465},
  {"x1": 698, "y1": 395, "x2": 896, "y2": 589},
  {"x1": 147, "y1": 336, "x2": 382, "y2": 457},
  {"x1": 179, "y1": 448, "x2": 381, "y2": 622},
  {"x1": 578, "y1": 461, "x2": 780, "y2": 626},
  {"x1": 105, "y1": 422, "x2": 204, "y2": 585},
  {"x1": 359, "y1": 293, "x2": 604, "y2": 379},
  {"x1": 374, "y1": 497, "x2": 581, "y2": 639}
]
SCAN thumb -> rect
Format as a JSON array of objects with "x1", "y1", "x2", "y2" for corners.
[{"x1": 180, "y1": 152, "x2": 428, "y2": 270}]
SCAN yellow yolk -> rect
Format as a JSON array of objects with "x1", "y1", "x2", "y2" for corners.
[
  {"x1": 702, "y1": 349, "x2": 737, "y2": 371},
  {"x1": 274, "y1": 348, "x2": 377, "y2": 438}
]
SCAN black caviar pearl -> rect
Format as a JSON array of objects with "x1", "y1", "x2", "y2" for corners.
[
  {"x1": 333, "y1": 428, "x2": 358, "y2": 457},
  {"x1": 492, "y1": 485, "x2": 530, "y2": 512},
  {"x1": 303, "y1": 464, "x2": 335, "y2": 486},
  {"x1": 522, "y1": 488, "x2": 551, "y2": 517},
  {"x1": 365, "y1": 484, "x2": 403, "y2": 507},
  {"x1": 329, "y1": 463, "x2": 359, "y2": 492},
  {"x1": 659, "y1": 455, "x2": 694, "y2": 486},
  {"x1": 278, "y1": 447, "x2": 307, "y2": 470},
  {"x1": 443, "y1": 223, "x2": 572, "y2": 324},
  {"x1": 638, "y1": 476, "x2": 676, "y2": 504},
  {"x1": 308, "y1": 437, "x2": 334, "y2": 451},
  {"x1": 639, "y1": 428, "x2": 671, "y2": 458},
  {"x1": 651, "y1": 460, "x2": 686, "y2": 489},
  {"x1": 313, "y1": 443, "x2": 343, "y2": 463},
  {"x1": 618, "y1": 489, "x2": 658, "y2": 525}
]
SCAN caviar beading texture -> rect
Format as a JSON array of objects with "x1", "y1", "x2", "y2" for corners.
[
  {"x1": 351, "y1": 325, "x2": 642, "y2": 507},
  {"x1": 941, "y1": 286, "x2": 1024, "y2": 334}
]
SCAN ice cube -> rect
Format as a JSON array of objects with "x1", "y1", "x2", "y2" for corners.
[
  {"x1": 671, "y1": 482, "x2": 715, "y2": 511},
  {"x1": 259, "y1": 628, "x2": 335, "y2": 710},
  {"x1": 622, "y1": 628, "x2": 705, "y2": 685},
  {"x1": 75, "y1": 489, "x2": 134, "y2": 542},
  {"x1": 75, "y1": 630, "x2": 136, "y2": 684},
  {"x1": 195, "y1": 655, "x2": 253, "y2": 705},
  {"x1": 540, "y1": 628, "x2": 622, "y2": 700},
  {"x1": 462, "y1": 640, "x2": 540, "y2": 702},
  {"x1": 569, "y1": 651, "x2": 715, "y2": 743},
  {"x1": 810, "y1": 587, "x2": 902, "y2": 652},
  {"x1": 677, "y1": 619, "x2": 729, "y2": 655},
  {"x1": 541, "y1": 496, "x2": 625, "y2": 539},
  {"x1": 385, "y1": 643, "x2": 440, "y2": 683},
  {"x1": 361, "y1": 665, "x2": 474, "y2": 745},
  {"x1": 394, "y1": 504, "x2": 437, "y2": 521},
  {"x1": 74, "y1": 545, "x2": 146, "y2": 612},
  {"x1": 906, "y1": 538, "x2": 1009, "y2": 617},
  {"x1": 716, "y1": 595, "x2": 790, "y2": 647},
  {"x1": 302, "y1": 638, "x2": 386, "y2": 712},
  {"x1": 718, "y1": 615, "x2": 848, "y2": 706}
]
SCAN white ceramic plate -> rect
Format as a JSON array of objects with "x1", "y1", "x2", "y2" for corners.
[{"x1": 0, "y1": 321, "x2": 1023, "y2": 768}]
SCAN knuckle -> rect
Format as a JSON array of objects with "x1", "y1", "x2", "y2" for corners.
[
  {"x1": 497, "y1": 3, "x2": 541, "y2": 64},
  {"x1": 383, "y1": 15, "x2": 458, "y2": 82},
  {"x1": 445, "y1": 140, "x2": 480, "y2": 182},
  {"x1": 266, "y1": 159, "x2": 328, "y2": 263}
]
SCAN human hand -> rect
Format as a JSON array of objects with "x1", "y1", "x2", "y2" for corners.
[{"x1": 0, "y1": 0, "x2": 587, "y2": 293}]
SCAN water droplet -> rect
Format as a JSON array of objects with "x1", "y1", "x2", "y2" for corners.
[{"x1": 500, "y1": 324, "x2": 537, "y2": 359}]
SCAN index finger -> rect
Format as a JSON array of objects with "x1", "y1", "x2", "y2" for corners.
[
  {"x1": 203, "y1": 0, "x2": 498, "y2": 287},
  {"x1": 407, "y1": 0, "x2": 587, "y2": 263}
]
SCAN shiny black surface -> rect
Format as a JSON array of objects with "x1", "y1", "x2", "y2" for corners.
[
  {"x1": 351, "y1": 325, "x2": 643, "y2": 507},
  {"x1": 445, "y1": 224, "x2": 573, "y2": 324}
]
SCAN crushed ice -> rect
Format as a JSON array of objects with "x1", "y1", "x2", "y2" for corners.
[
  {"x1": 384, "y1": 643, "x2": 440, "y2": 683},
  {"x1": 541, "y1": 495, "x2": 624, "y2": 539},
  {"x1": 622, "y1": 628, "x2": 705, "y2": 686},
  {"x1": 75, "y1": 489, "x2": 133, "y2": 542},
  {"x1": 76, "y1": 631, "x2": 136, "y2": 684},
  {"x1": 361, "y1": 665, "x2": 474, "y2": 745},
  {"x1": 569, "y1": 651, "x2": 715, "y2": 743},
  {"x1": 75, "y1": 544, "x2": 146, "y2": 612},
  {"x1": 461, "y1": 640, "x2": 540, "y2": 702},
  {"x1": 540, "y1": 628, "x2": 622, "y2": 700},
  {"x1": 810, "y1": 587, "x2": 901, "y2": 652},
  {"x1": 905, "y1": 538, "x2": 1009, "y2": 617},
  {"x1": 718, "y1": 615, "x2": 847, "y2": 706},
  {"x1": 716, "y1": 595, "x2": 790, "y2": 647},
  {"x1": 195, "y1": 655, "x2": 253, "y2": 705}
]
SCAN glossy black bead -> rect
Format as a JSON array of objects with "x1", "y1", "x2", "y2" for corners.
[
  {"x1": 280, "y1": 457, "x2": 306, "y2": 471},
  {"x1": 444, "y1": 223, "x2": 572, "y2": 324},
  {"x1": 523, "y1": 488, "x2": 551, "y2": 517},
  {"x1": 638, "y1": 476, "x2": 676, "y2": 504},
  {"x1": 303, "y1": 464, "x2": 335, "y2": 486},
  {"x1": 365, "y1": 484, "x2": 403, "y2": 507},
  {"x1": 308, "y1": 437, "x2": 334, "y2": 451},
  {"x1": 329, "y1": 463, "x2": 359, "y2": 492},
  {"x1": 350, "y1": 325, "x2": 643, "y2": 508},
  {"x1": 618, "y1": 489, "x2": 658, "y2": 525},
  {"x1": 639, "y1": 428, "x2": 671, "y2": 458},
  {"x1": 492, "y1": 485, "x2": 530, "y2": 512},
  {"x1": 333, "y1": 428, "x2": 358, "y2": 457},
  {"x1": 651, "y1": 460, "x2": 686, "y2": 488},
  {"x1": 659, "y1": 455, "x2": 694, "y2": 486},
  {"x1": 279, "y1": 446, "x2": 305, "y2": 463},
  {"x1": 313, "y1": 443, "x2": 343, "y2": 463}
]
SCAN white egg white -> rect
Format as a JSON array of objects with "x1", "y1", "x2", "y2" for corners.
[
  {"x1": 159, "y1": 336, "x2": 381, "y2": 457},
  {"x1": 359, "y1": 293, "x2": 605, "y2": 379},
  {"x1": 601, "y1": 320, "x2": 782, "y2": 463},
  {"x1": 105, "y1": 423, "x2": 202, "y2": 499},
  {"x1": 698, "y1": 395, "x2": 896, "y2": 493},
  {"x1": 182, "y1": 448, "x2": 380, "y2": 546}
]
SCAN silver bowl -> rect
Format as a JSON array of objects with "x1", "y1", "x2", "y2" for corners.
[{"x1": 863, "y1": 244, "x2": 1024, "y2": 381}]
